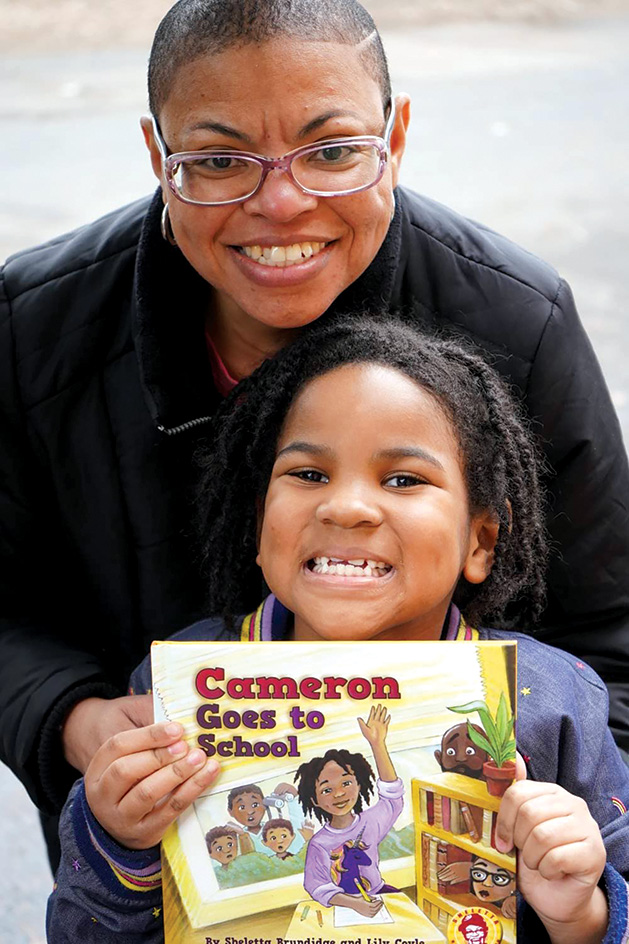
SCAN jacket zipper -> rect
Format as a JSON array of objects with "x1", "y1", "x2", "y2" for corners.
[{"x1": 157, "y1": 416, "x2": 213, "y2": 436}]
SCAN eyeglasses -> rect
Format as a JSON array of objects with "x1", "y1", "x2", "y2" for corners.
[
  {"x1": 151, "y1": 105, "x2": 395, "y2": 206},
  {"x1": 470, "y1": 868, "x2": 513, "y2": 887}
]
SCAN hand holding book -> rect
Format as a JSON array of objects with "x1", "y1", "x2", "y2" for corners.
[
  {"x1": 495, "y1": 755, "x2": 608, "y2": 944},
  {"x1": 84, "y1": 720, "x2": 219, "y2": 849}
]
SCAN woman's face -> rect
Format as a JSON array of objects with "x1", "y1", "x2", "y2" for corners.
[
  {"x1": 258, "y1": 364, "x2": 497, "y2": 643},
  {"x1": 142, "y1": 38, "x2": 409, "y2": 332}
]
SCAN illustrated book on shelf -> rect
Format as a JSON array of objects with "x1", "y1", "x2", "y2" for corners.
[{"x1": 151, "y1": 639, "x2": 517, "y2": 944}]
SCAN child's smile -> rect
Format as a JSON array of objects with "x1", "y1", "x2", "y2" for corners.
[{"x1": 257, "y1": 363, "x2": 496, "y2": 643}]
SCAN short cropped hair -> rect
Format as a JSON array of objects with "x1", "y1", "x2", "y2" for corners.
[
  {"x1": 205, "y1": 825, "x2": 238, "y2": 848},
  {"x1": 262, "y1": 817, "x2": 294, "y2": 840},
  {"x1": 148, "y1": 0, "x2": 391, "y2": 116},
  {"x1": 227, "y1": 783, "x2": 264, "y2": 810}
]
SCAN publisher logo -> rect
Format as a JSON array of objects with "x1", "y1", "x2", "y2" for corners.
[{"x1": 448, "y1": 907, "x2": 503, "y2": 944}]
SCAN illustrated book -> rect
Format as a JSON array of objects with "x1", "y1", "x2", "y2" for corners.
[{"x1": 151, "y1": 639, "x2": 517, "y2": 944}]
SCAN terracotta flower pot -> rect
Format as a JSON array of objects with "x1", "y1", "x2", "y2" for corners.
[{"x1": 483, "y1": 759, "x2": 516, "y2": 797}]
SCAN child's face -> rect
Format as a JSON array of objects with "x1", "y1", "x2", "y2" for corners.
[
  {"x1": 258, "y1": 364, "x2": 496, "y2": 642},
  {"x1": 263, "y1": 826, "x2": 294, "y2": 854},
  {"x1": 314, "y1": 760, "x2": 361, "y2": 817},
  {"x1": 230, "y1": 791, "x2": 265, "y2": 828},
  {"x1": 210, "y1": 834, "x2": 237, "y2": 865}
]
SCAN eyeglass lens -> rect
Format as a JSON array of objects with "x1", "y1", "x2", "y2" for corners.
[
  {"x1": 470, "y1": 868, "x2": 512, "y2": 886},
  {"x1": 170, "y1": 142, "x2": 382, "y2": 204}
]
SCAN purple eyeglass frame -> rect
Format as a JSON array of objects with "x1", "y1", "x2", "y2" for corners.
[{"x1": 151, "y1": 104, "x2": 395, "y2": 206}]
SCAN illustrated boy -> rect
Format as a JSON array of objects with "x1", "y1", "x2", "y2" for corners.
[
  {"x1": 434, "y1": 723, "x2": 489, "y2": 779},
  {"x1": 205, "y1": 826, "x2": 238, "y2": 868},
  {"x1": 227, "y1": 782, "x2": 313, "y2": 856},
  {"x1": 262, "y1": 818, "x2": 296, "y2": 859}
]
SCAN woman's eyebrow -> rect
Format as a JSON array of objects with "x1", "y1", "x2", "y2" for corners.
[
  {"x1": 297, "y1": 110, "x2": 364, "y2": 139},
  {"x1": 276, "y1": 441, "x2": 332, "y2": 459},
  {"x1": 187, "y1": 120, "x2": 254, "y2": 144},
  {"x1": 376, "y1": 447, "x2": 445, "y2": 470}
]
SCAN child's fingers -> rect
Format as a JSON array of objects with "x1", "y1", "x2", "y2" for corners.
[
  {"x1": 495, "y1": 780, "x2": 564, "y2": 852},
  {"x1": 115, "y1": 749, "x2": 214, "y2": 822},
  {"x1": 127, "y1": 757, "x2": 220, "y2": 848},
  {"x1": 513, "y1": 795, "x2": 589, "y2": 862},
  {"x1": 531, "y1": 835, "x2": 606, "y2": 885},
  {"x1": 515, "y1": 752, "x2": 527, "y2": 781},
  {"x1": 88, "y1": 721, "x2": 184, "y2": 781}
]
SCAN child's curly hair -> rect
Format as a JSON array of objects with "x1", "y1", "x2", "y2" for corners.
[
  {"x1": 294, "y1": 749, "x2": 375, "y2": 824},
  {"x1": 197, "y1": 315, "x2": 548, "y2": 630}
]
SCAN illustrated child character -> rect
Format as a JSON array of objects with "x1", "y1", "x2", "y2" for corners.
[
  {"x1": 205, "y1": 826, "x2": 239, "y2": 868},
  {"x1": 438, "y1": 854, "x2": 516, "y2": 919},
  {"x1": 227, "y1": 781, "x2": 312, "y2": 855},
  {"x1": 262, "y1": 818, "x2": 297, "y2": 859},
  {"x1": 434, "y1": 722, "x2": 489, "y2": 780},
  {"x1": 295, "y1": 705, "x2": 403, "y2": 919}
]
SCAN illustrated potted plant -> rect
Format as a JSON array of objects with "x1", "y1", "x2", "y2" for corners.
[{"x1": 448, "y1": 692, "x2": 516, "y2": 796}]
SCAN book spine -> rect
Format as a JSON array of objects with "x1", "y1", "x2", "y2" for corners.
[
  {"x1": 450, "y1": 798, "x2": 463, "y2": 834},
  {"x1": 438, "y1": 909, "x2": 449, "y2": 933},
  {"x1": 421, "y1": 832, "x2": 430, "y2": 888},
  {"x1": 442, "y1": 795, "x2": 451, "y2": 832},
  {"x1": 420, "y1": 788, "x2": 428, "y2": 823},
  {"x1": 437, "y1": 841, "x2": 447, "y2": 895},
  {"x1": 460, "y1": 802, "x2": 480, "y2": 841},
  {"x1": 434, "y1": 794, "x2": 443, "y2": 830},
  {"x1": 482, "y1": 808, "x2": 493, "y2": 847},
  {"x1": 429, "y1": 836, "x2": 439, "y2": 889},
  {"x1": 491, "y1": 811, "x2": 498, "y2": 850},
  {"x1": 427, "y1": 790, "x2": 434, "y2": 825}
]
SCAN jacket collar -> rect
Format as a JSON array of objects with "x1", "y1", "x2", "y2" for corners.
[
  {"x1": 133, "y1": 189, "x2": 405, "y2": 433},
  {"x1": 238, "y1": 593, "x2": 478, "y2": 642}
]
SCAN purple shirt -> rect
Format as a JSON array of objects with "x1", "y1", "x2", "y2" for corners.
[{"x1": 303, "y1": 778, "x2": 404, "y2": 907}]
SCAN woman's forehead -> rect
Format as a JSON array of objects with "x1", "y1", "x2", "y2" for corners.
[{"x1": 160, "y1": 38, "x2": 384, "y2": 139}]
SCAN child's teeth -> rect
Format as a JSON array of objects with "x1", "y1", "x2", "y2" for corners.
[{"x1": 310, "y1": 556, "x2": 390, "y2": 577}]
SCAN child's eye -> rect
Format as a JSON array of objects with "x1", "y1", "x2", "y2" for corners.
[
  {"x1": 287, "y1": 469, "x2": 329, "y2": 484},
  {"x1": 384, "y1": 473, "x2": 426, "y2": 488}
]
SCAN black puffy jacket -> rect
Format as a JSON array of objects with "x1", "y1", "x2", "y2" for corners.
[{"x1": 1, "y1": 187, "x2": 628, "y2": 813}]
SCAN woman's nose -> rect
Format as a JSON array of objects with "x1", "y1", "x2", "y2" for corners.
[{"x1": 243, "y1": 168, "x2": 319, "y2": 222}]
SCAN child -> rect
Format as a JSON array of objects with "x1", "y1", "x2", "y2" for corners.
[
  {"x1": 261, "y1": 819, "x2": 296, "y2": 859},
  {"x1": 205, "y1": 826, "x2": 239, "y2": 868},
  {"x1": 47, "y1": 318, "x2": 629, "y2": 944},
  {"x1": 295, "y1": 705, "x2": 402, "y2": 918}
]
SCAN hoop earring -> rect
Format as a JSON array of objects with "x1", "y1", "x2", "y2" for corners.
[{"x1": 161, "y1": 203, "x2": 177, "y2": 246}]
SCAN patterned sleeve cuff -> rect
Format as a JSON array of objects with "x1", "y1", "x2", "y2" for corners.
[
  {"x1": 72, "y1": 780, "x2": 162, "y2": 898},
  {"x1": 601, "y1": 862, "x2": 629, "y2": 944}
]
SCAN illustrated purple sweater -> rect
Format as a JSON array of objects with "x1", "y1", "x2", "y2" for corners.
[{"x1": 304, "y1": 777, "x2": 404, "y2": 907}]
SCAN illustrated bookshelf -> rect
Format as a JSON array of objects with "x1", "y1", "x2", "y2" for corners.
[{"x1": 412, "y1": 774, "x2": 516, "y2": 943}]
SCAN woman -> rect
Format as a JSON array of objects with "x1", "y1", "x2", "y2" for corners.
[{"x1": 1, "y1": 0, "x2": 628, "y2": 869}]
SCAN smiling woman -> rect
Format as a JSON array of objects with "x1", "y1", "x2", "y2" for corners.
[{"x1": 1, "y1": 0, "x2": 629, "y2": 886}]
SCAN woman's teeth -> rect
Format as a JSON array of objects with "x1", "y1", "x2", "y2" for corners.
[
  {"x1": 239, "y1": 241, "x2": 327, "y2": 267},
  {"x1": 309, "y1": 556, "x2": 391, "y2": 577}
]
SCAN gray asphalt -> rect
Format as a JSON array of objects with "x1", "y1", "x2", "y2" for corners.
[{"x1": 1, "y1": 15, "x2": 628, "y2": 941}]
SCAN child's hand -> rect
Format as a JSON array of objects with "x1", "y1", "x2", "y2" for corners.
[
  {"x1": 496, "y1": 767, "x2": 607, "y2": 944},
  {"x1": 85, "y1": 721, "x2": 219, "y2": 850},
  {"x1": 350, "y1": 896, "x2": 384, "y2": 918},
  {"x1": 438, "y1": 860, "x2": 471, "y2": 884},
  {"x1": 358, "y1": 705, "x2": 390, "y2": 747}
]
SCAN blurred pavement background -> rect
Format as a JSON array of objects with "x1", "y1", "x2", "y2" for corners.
[{"x1": 1, "y1": 1, "x2": 628, "y2": 940}]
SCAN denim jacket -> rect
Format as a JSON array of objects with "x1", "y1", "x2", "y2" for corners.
[{"x1": 47, "y1": 600, "x2": 629, "y2": 943}]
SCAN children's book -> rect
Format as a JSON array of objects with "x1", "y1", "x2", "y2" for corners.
[{"x1": 151, "y1": 640, "x2": 517, "y2": 944}]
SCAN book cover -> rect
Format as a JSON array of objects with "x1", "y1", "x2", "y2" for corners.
[{"x1": 151, "y1": 639, "x2": 517, "y2": 944}]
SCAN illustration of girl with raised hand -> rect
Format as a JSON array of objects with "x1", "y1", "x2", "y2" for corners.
[{"x1": 294, "y1": 705, "x2": 403, "y2": 918}]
